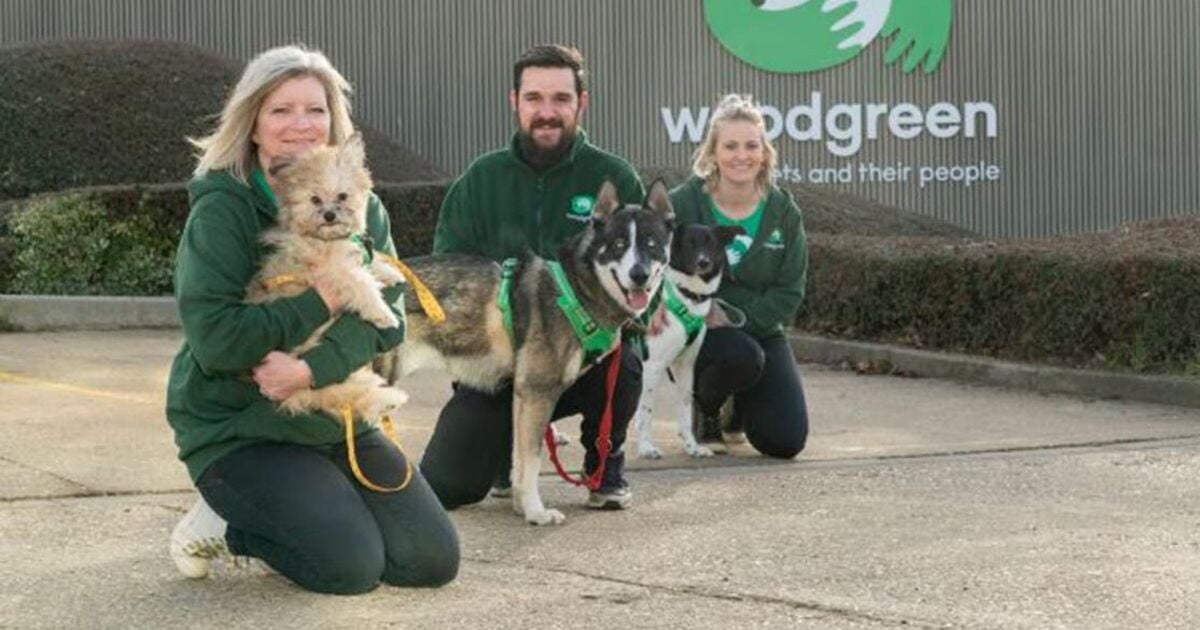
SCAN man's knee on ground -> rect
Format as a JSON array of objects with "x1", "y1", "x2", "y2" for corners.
[
  {"x1": 749, "y1": 423, "x2": 808, "y2": 460},
  {"x1": 421, "y1": 462, "x2": 493, "y2": 510}
]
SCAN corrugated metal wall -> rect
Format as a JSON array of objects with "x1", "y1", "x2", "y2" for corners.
[{"x1": 3, "y1": 0, "x2": 1198, "y2": 237}]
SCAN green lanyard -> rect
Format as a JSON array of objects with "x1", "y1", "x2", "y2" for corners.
[
  {"x1": 496, "y1": 258, "x2": 619, "y2": 366},
  {"x1": 663, "y1": 279, "x2": 706, "y2": 346}
]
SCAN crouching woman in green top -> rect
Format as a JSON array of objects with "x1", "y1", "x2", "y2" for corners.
[
  {"x1": 668, "y1": 94, "x2": 809, "y2": 459},
  {"x1": 165, "y1": 45, "x2": 458, "y2": 594}
]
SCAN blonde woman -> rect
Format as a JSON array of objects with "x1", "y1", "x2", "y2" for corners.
[
  {"x1": 668, "y1": 94, "x2": 809, "y2": 459},
  {"x1": 166, "y1": 45, "x2": 458, "y2": 593}
]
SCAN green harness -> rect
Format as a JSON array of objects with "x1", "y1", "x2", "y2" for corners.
[
  {"x1": 663, "y1": 279, "x2": 707, "y2": 347},
  {"x1": 497, "y1": 258, "x2": 619, "y2": 366}
]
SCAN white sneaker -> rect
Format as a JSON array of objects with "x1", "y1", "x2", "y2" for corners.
[{"x1": 169, "y1": 496, "x2": 230, "y2": 579}]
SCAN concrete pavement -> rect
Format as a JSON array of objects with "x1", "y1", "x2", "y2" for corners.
[{"x1": 1, "y1": 329, "x2": 1199, "y2": 629}]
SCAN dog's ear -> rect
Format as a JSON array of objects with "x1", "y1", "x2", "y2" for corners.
[
  {"x1": 644, "y1": 179, "x2": 675, "y2": 224},
  {"x1": 712, "y1": 225, "x2": 745, "y2": 247},
  {"x1": 592, "y1": 180, "x2": 621, "y2": 224},
  {"x1": 338, "y1": 131, "x2": 366, "y2": 168}
]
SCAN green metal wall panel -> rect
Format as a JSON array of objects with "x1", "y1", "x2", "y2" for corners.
[{"x1": 3, "y1": 0, "x2": 1198, "y2": 237}]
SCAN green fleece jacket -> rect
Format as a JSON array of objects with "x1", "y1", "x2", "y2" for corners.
[
  {"x1": 669, "y1": 176, "x2": 808, "y2": 340},
  {"x1": 166, "y1": 169, "x2": 406, "y2": 482},
  {"x1": 433, "y1": 131, "x2": 644, "y2": 260}
]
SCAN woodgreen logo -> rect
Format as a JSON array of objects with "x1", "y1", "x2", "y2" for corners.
[
  {"x1": 568, "y1": 195, "x2": 595, "y2": 221},
  {"x1": 704, "y1": 0, "x2": 953, "y2": 75}
]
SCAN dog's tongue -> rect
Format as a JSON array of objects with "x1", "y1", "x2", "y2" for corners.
[{"x1": 627, "y1": 288, "x2": 650, "y2": 311}]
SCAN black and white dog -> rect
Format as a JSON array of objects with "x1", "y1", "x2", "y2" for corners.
[
  {"x1": 381, "y1": 180, "x2": 674, "y2": 525},
  {"x1": 634, "y1": 224, "x2": 742, "y2": 459}
]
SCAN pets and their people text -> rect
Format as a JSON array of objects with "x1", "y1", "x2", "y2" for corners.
[{"x1": 165, "y1": 45, "x2": 457, "y2": 593}]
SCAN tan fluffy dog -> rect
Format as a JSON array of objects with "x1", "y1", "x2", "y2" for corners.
[{"x1": 245, "y1": 134, "x2": 409, "y2": 423}]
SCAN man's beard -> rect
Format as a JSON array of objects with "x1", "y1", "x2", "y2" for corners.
[{"x1": 517, "y1": 119, "x2": 577, "y2": 170}]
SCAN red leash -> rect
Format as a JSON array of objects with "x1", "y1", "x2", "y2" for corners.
[{"x1": 544, "y1": 343, "x2": 622, "y2": 491}]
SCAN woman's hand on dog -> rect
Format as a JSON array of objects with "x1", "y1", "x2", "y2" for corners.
[
  {"x1": 706, "y1": 303, "x2": 732, "y2": 328},
  {"x1": 253, "y1": 351, "x2": 314, "y2": 400}
]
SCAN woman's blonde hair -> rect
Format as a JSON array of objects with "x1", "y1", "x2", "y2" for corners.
[
  {"x1": 690, "y1": 93, "x2": 777, "y2": 191},
  {"x1": 190, "y1": 45, "x2": 354, "y2": 182}
]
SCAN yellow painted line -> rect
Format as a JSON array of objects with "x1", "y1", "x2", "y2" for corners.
[{"x1": 0, "y1": 370, "x2": 160, "y2": 406}]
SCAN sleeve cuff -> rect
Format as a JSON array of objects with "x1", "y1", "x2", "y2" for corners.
[{"x1": 302, "y1": 343, "x2": 348, "y2": 389}]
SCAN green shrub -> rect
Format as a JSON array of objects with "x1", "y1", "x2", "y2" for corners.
[
  {"x1": 8, "y1": 194, "x2": 176, "y2": 295},
  {"x1": 375, "y1": 181, "x2": 451, "y2": 257},
  {"x1": 798, "y1": 224, "x2": 1200, "y2": 373}
]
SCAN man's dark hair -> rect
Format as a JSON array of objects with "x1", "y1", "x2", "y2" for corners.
[{"x1": 512, "y1": 45, "x2": 587, "y2": 96}]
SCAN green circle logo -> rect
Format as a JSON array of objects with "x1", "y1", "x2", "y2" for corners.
[
  {"x1": 569, "y1": 195, "x2": 595, "y2": 217},
  {"x1": 704, "y1": 0, "x2": 954, "y2": 75}
]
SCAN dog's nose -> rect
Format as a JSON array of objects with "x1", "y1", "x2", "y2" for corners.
[
  {"x1": 696, "y1": 256, "x2": 712, "y2": 273},
  {"x1": 629, "y1": 264, "x2": 649, "y2": 287},
  {"x1": 323, "y1": 210, "x2": 337, "y2": 223}
]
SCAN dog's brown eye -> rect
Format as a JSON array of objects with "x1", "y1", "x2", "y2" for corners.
[
  {"x1": 310, "y1": 195, "x2": 322, "y2": 206},
  {"x1": 337, "y1": 192, "x2": 348, "y2": 202}
]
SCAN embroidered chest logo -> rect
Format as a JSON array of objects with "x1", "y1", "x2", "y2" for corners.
[
  {"x1": 764, "y1": 228, "x2": 785, "y2": 250},
  {"x1": 567, "y1": 195, "x2": 595, "y2": 222}
]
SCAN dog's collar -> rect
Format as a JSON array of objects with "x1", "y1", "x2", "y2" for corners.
[
  {"x1": 675, "y1": 284, "x2": 715, "y2": 304},
  {"x1": 546, "y1": 260, "x2": 620, "y2": 366},
  {"x1": 663, "y1": 280, "x2": 706, "y2": 346},
  {"x1": 349, "y1": 233, "x2": 374, "y2": 266}
]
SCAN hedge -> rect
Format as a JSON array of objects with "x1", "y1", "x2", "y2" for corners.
[
  {"x1": 3, "y1": 180, "x2": 1197, "y2": 375},
  {"x1": 799, "y1": 226, "x2": 1200, "y2": 373},
  {"x1": 0, "y1": 40, "x2": 445, "y2": 201}
]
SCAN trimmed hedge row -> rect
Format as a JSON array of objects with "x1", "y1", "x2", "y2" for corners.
[
  {"x1": 0, "y1": 181, "x2": 450, "y2": 294},
  {"x1": 3, "y1": 181, "x2": 1197, "y2": 374},
  {"x1": 0, "y1": 40, "x2": 446, "y2": 201},
  {"x1": 799, "y1": 226, "x2": 1200, "y2": 373}
]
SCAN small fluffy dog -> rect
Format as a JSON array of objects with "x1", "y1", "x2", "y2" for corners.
[
  {"x1": 244, "y1": 134, "x2": 409, "y2": 423},
  {"x1": 634, "y1": 224, "x2": 742, "y2": 459}
]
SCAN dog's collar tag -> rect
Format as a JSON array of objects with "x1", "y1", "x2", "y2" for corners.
[
  {"x1": 546, "y1": 261, "x2": 619, "y2": 366},
  {"x1": 349, "y1": 233, "x2": 374, "y2": 266},
  {"x1": 664, "y1": 280, "x2": 706, "y2": 346}
]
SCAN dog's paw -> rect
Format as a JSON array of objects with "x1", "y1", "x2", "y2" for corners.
[
  {"x1": 363, "y1": 388, "x2": 409, "y2": 419},
  {"x1": 684, "y1": 443, "x2": 715, "y2": 458},
  {"x1": 364, "y1": 309, "x2": 401, "y2": 330},
  {"x1": 637, "y1": 442, "x2": 664, "y2": 459},
  {"x1": 524, "y1": 508, "x2": 566, "y2": 526}
]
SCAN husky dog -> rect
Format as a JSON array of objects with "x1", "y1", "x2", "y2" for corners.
[
  {"x1": 245, "y1": 134, "x2": 410, "y2": 423},
  {"x1": 382, "y1": 180, "x2": 674, "y2": 525},
  {"x1": 634, "y1": 224, "x2": 742, "y2": 459}
]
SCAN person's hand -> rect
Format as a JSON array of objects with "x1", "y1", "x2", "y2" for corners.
[
  {"x1": 310, "y1": 267, "x2": 343, "y2": 314},
  {"x1": 706, "y1": 302, "x2": 733, "y2": 328},
  {"x1": 252, "y1": 351, "x2": 313, "y2": 401},
  {"x1": 647, "y1": 303, "x2": 669, "y2": 336}
]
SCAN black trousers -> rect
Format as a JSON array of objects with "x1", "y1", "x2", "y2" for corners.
[
  {"x1": 196, "y1": 430, "x2": 460, "y2": 595},
  {"x1": 694, "y1": 327, "x2": 809, "y2": 459},
  {"x1": 419, "y1": 341, "x2": 643, "y2": 509}
]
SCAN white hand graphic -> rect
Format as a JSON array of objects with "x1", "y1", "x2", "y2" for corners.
[{"x1": 756, "y1": 0, "x2": 894, "y2": 51}]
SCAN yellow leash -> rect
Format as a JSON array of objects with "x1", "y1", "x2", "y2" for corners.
[
  {"x1": 378, "y1": 254, "x2": 446, "y2": 324},
  {"x1": 341, "y1": 405, "x2": 413, "y2": 493},
  {"x1": 260, "y1": 255, "x2": 446, "y2": 324}
]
